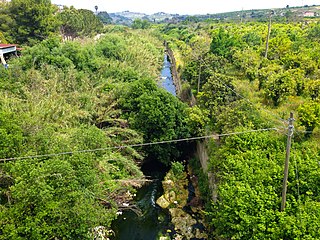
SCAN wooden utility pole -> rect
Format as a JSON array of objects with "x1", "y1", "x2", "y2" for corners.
[
  {"x1": 265, "y1": 10, "x2": 274, "y2": 59},
  {"x1": 281, "y1": 112, "x2": 294, "y2": 212},
  {"x1": 197, "y1": 61, "x2": 202, "y2": 94}
]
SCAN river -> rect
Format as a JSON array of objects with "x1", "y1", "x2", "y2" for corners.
[
  {"x1": 111, "y1": 162, "x2": 174, "y2": 240},
  {"x1": 111, "y1": 54, "x2": 177, "y2": 240},
  {"x1": 160, "y1": 54, "x2": 176, "y2": 96}
]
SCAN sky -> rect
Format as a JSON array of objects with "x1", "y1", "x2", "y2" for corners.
[{"x1": 51, "y1": 0, "x2": 319, "y2": 15}]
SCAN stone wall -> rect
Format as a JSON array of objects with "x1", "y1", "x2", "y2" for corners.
[
  {"x1": 196, "y1": 140, "x2": 218, "y2": 203},
  {"x1": 164, "y1": 41, "x2": 182, "y2": 96}
]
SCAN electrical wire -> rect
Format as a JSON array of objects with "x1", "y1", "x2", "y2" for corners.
[
  {"x1": 0, "y1": 127, "x2": 278, "y2": 163},
  {"x1": 187, "y1": 43, "x2": 288, "y2": 126}
]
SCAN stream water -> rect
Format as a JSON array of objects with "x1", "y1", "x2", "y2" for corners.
[
  {"x1": 160, "y1": 54, "x2": 176, "y2": 96},
  {"x1": 111, "y1": 54, "x2": 176, "y2": 240},
  {"x1": 111, "y1": 163, "x2": 173, "y2": 240}
]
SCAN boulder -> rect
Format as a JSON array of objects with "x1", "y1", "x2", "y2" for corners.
[
  {"x1": 170, "y1": 208, "x2": 197, "y2": 239},
  {"x1": 156, "y1": 195, "x2": 170, "y2": 209}
]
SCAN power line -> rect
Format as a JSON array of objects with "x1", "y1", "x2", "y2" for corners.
[
  {"x1": 200, "y1": 57, "x2": 288, "y2": 126},
  {"x1": 187, "y1": 43, "x2": 288, "y2": 126},
  {"x1": 0, "y1": 128, "x2": 278, "y2": 163}
]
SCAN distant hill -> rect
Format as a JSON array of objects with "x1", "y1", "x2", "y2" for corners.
[
  {"x1": 109, "y1": 11, "x2": 185, "y2": 25},
  {"x1": 191, "y1": 4, "x2": 320, "y2": 22},
  {"x1": 108, "y1": 5, "x2": 320, "y2": 25}
]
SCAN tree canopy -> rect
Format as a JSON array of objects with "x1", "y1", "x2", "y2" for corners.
[{"x1": 8, "y1": 0, "x2": 59, "y2": 45}]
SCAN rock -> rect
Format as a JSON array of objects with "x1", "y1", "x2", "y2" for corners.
[
  {"x1": 196, "y1": 228, "x2": 208, "y2": 239},
  {"x1": 170, "y1": 208, "x2": 197, "y2": 239},
  {"x1": 174, "y1": 235, "x2": 183, "y2": 240},
  {"x1": 169, "y1": 208, "x2": 185, "y2": 218},
  {"x1": 164, "y1": 190, "x2": 177, "y2": 204},
  {"x1": 156, "y1": 195, "x2": 170, "y2": 209},
  {"x1": 163, "y1": 179, "x2": 174, "y2": 187},
  {"x1": 159, "y1": 237, "x2": 169, "y2": 240},
  {"x1": 168, "y1": 190, "x2": 176, "y2": 202},
  {"x1": 160, "y1": 164, "x2": 208, "y2": 239}
]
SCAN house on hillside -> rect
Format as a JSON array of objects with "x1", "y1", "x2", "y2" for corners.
[
  {"x1": 0, "y1": 44, "x2": 17, "y2": 68},
  {"x1": 303, "y1": 11, "x2": 316, "y2": 17}
]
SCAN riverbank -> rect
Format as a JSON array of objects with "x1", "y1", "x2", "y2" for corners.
[{"x1": 157, "y1": 162, "x2": 208, "y2": 240}]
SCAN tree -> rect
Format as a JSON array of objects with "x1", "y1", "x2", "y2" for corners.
[
  {"x1": 97, "y1": 11, "x2": 112, "y2": 24},
  {"x1": 78, "y1": 9, "x2": 103, "y2": 36},
  {"x1": 0, "y1": 110, "x2": 24, "y2": 159},
  {"x1": 0, "y1": 32, "x2": 6, "y2": 43},
  {"x1": 0, "y1": 2, "x2": 13, "y2": 42},
  {"x1": 9, "y1": 0, "x2": 59, "y2": 45},
  {"x1": 210, "y1": 27, "x2": 240, "y2": 60},
  {"x1": 308, "y1": 22, "x2": 320, "y2": 41},
  {"x1": 0, "y1": 126, "x2": 142, "y2": 240},
  {"x1": 58, "y1": 6, "x2": 82, "y2": 40},
  {"x1": 264, "y1": 69, "x2": 298, "y2": 106},
  {"x1": 298, "y1": 101, "x2": 320, "y2": 137},
  {"x1": 131, "y1": 19, "x2": 151, "y2": 29},
  {"x1": 118, "y1": 78, "x2": 192, "y2": 165},
  {"x1": 198, "y1": 73, "x2": 239, "y2": 129},
  {"x1": 305, "y1": 80, "x2": 320, "y2": 101},
  {"x1": 58, "y1": 7, "x2": 103, "y2": 40},
  {"x1": 208, "y1": 129, "x2": 320, "y2": 239}
]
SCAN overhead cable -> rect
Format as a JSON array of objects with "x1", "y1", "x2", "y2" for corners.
[{"x1": 0, "y1": 128, "x2": 278, "y2": 162}]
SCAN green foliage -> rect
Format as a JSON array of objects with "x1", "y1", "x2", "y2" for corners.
[
  {"x1": 215, "y1": 100, "x2": 268, "y2": 133},
  {"x1": 267, "y1": 34, "x2": 293, "y2": 60},
  {"x1": 198, "y1": 73, "x2": 239, "y2": 128},
  {"x1": 117, "y1": 78, "x2": 192, "y2": 165},
  {"x1": 208, "y1": 130, "x2": 320, "y2": 239},
  {"x1": 58, "y1": 7, "x2": 103, "y2": 39},
  {"x1": 307, "y1": 22, "x2": 320, "y2": 41},
  {"x1": 0, "y1": 2, "x2": 14, "y2": 43},
  {"x1": 97, "y1": 11, "x2": 112, "y2": 24},
  {"x1": 297, "y1": 101, "x2": 320, "y2": 136},
  {"x1": 95, "y1": 34, "x2": 126, "y2": 60},
  {"x1": 0, "y1": 125, "x2": 142, "y2": 239},
  {"x1": 242, "y1": 31, "x2": 262, "y2": 48},
  {"x1": 210, "y1": 27, "x2": 241, "y2": 59},
  {"x1": 0, "y1": 110, "x2": 24, "y2": 159},
  {"x1": 264, "y1": 69, "x2": 299, "y2": 106},
  {"x1": 0, "y1": 26, "x2": 166, "y2": 239},
  {"x1": 305, "y1": 79, "x2": 320, "y2": 101},
  {"x1": 132, "y1": 19, "x2": 151, "y2": 29},
  {"x1": 9, "y1": 0, "x2": 59, "y2": 45},
  {"x1": 0, "y1": 32, "x2": 7, "y2": 44},
  {"x1": 185, "y1": 106, "x2": 209, "y2": 136},
  {"x1": 161, "y1": 20, "x2": 320, "y2": 239},
  {"x1": 171, "y1": 161, "x2": 184, "y2": 178},
  {"x1": 208, "y1": 131, "x2": 285, "y2": 239}
]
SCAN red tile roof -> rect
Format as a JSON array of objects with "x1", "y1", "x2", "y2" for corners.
[{"x1": 0, "y1": 44, "x2": 16, "y2": 49}]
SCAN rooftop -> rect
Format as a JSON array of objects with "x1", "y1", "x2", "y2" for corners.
[{"x1": 0, "y1": 44, "x2": 16, "y2": 49}]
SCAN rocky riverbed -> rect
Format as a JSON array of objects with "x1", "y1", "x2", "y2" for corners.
[{"x1": 156, "y1": 163, "x2": 208, "y2": 240}]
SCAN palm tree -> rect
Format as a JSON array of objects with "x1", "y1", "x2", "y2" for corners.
[{"x1": 95, "y1": 5, "x2": 98, "y2": 13}]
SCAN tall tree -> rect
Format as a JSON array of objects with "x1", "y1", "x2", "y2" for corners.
[
  {"x1": 97, "y1": 11, "x2": 112, "y2": 24},
  {"x1": 0, "y1": 1, "x2": 13, "y2": 42},
  {"x1": 9, "y1": 0, "x2": 59, "y2": 45},
  {"x1": 58, "y1": 7, "x2": 103, "y2": 40}
]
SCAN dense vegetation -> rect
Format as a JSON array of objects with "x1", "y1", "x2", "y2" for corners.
[
  {"x1": 0, "y1": 11, "x2": 196, "y2": 237},
  {"x1": 0, "y1": 0, "x2": 103, "y2": 45},
  {"x1": 1, "y1": 0, "x2": 320, "y2": 239},
  {"x1": 161, "y1": 18, "x2": 320, "y2": 239}
]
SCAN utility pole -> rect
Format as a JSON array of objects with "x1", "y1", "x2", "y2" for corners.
[
  {"x1": 281, "y1": 112, "x2": 294, "y2": 212},
  {"x1": 197, "y1": 60, "x2": 202, "y2": 94},
  {"x1": 265, "y1": 10, "x2": 274, "y2": 59}
]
